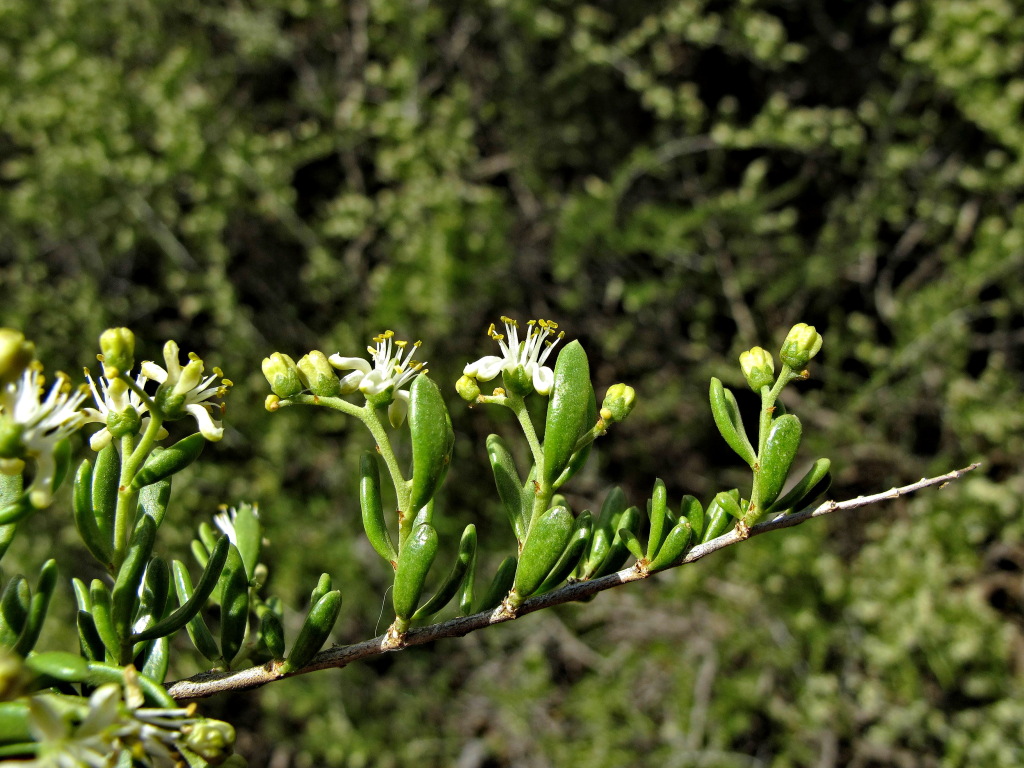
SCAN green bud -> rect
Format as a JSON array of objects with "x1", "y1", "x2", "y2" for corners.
[
  {"x1": 261, "y1": 353, "x2": 304, "y2": 399},
  {"x1": 502, "y1": 365, "x2": 534, "y2": 397},
  {"x1": 296, "y1": 351, "x2": 341, "y2": 397},
  {"x1": 780, "y1": 323, "x2": 823, "y2": 370},
  {"x1": 106, "y1": 404, "x2": 142, "y2": 439},
  {"x1": 99, "y1": 327, "x2": 135, "y2": 378},
  {"x1": 0, "y1": 329, "x2": 35, "y2": 385},
  {"x1": 184, "y1": 718, "x2": 236, "y2": 764},
  {"x1": 0, "y1": 419, "x2": 25, "y2": 459},
  {"x1": 455, "y1": 374, "x2": 481, "y2": 402},
  {"x1": 599, "y1": 383, "x2": 636, "y2": 423},
  {"x1": 739, "y1": 347, "x2": 775, "y2": 390}
]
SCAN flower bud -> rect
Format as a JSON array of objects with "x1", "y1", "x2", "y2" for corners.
[
  {"x1": 600, "y1": 383, "x2": 636, "y2": 423},
  {"x1": 739, "y1": 346, "x2": 775, "y2": 390},
  {"x1": 0, "y1": 329, "x2": 35, "y2": 385},
  {"x1": 455, "y1": 374, "x2": 481, "y2": 402},
  {"x1": 183, "y1": 718, "x2": 237, "y2": 764},
  {"x1": 780, "y1": 323, "x2": 823, "y2": 370},
  {"x1": 99, "y1": 327, "x2": 135, "y2": 378},
  {"x1": 261, "y1": 353, "x2": 303, "y2": 399},
  {"x1": 296, "y1": 350, "x2": 341, "y2": 397}
]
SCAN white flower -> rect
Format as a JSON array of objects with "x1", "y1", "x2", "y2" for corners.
[
  {"x1": 0, "y1": 366, "x2": 87, "y2": 507},
  {"x1": 80, "y1": 371, "x2": 168, "y2": 451},
  {"x1": 213, "y1": 503, "x2": 259, "y2": 547},
  {"x1": 329, "y1": 331, "x2": 425, "y2": 426},
  {"x1": 463, "y1": 317, "x2": 564, "y2": 396},
  {"x1": 141, "y1": 341, "x2": 231, "y2": 442}
]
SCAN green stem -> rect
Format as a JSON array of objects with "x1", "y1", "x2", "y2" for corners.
[
  {"x1": 120, "y1": 374, "x2": 159, "y2": 414},
  {"x1": 750, "y1": 365, "x2": 795, "y2": 518},
  {"x1": 112, "y1": 415, "x2": 163, "y2": 567},
  {"x1": 283, "y1": 394, "x2": 412, "y2": 542},
  {"x1": 505, "y1": 392, "x2": 551, "y2": 531}
]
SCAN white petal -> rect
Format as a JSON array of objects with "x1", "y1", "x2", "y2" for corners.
[
  {"x1": 140, "y1": 361, "x2": 168, "y2": 383},
  {"x1": 532, "y1": 365, "x2": 554, "y2": 396},
  {"x1": 464, "y1": 356, "x2": 504, "y2": 381},
  {"x1": 89, "y1": 429, "x2": 114, "y2": 452},
  {"x1": 388, "y1": 391, "x2": 409, "y2": 427},
  {"x1": 186, "y1": 404, "x2": 223, "y2": 441},
  {"x1": 359, "y1": 368, "x2": 391, "y2": 395},
  {"x1": 338, "y1": 370, "x2": 365, "y2": 394},
  {"x1": 328, "y1": 355, "x2": 372, "y2": 373}
]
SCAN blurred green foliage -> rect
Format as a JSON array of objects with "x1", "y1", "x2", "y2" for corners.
[{"x1": 1, "y1": 0, "x2": 1023, "y2": 765}]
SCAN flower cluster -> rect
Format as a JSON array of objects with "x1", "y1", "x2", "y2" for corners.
[
  {"x1": 12, "y1": 669, "x2": 239, "y2": 768},
  {"x1": 329, "y1": 330, "x2": 426, "y2": 425},
  {"x1": 0, "y1": 365, "x2": 86, "y2": 507},
  {"x1": 141, "y1": 341, "x2": 231, "y2": 441},
  {"x1": 462, "y1": 317, "x2": 564, "y2": 396}
]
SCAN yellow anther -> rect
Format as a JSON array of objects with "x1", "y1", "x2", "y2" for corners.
[{"x1": 188, "y1": 352, "x2": 201, "y2": 362}]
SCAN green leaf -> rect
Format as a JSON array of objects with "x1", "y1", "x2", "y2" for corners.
[
  {"x1": 648, "y1": 520, "x2": 693, "y2": 571},
  {"x1": 168, "y1": 560, "x2": 221, "y2": 661},
  {"x1": 512, "y1": 505, "x2": 574, "y2": 602},
  {"x1": 408, "y1": 374, "x2": 455, "y2": 514},
  {"x1": 542, "y1": 341, "x2": 591, "y2": 486},
  {"x1": 131, "y1": 433, "x2": 206, "y2": 489},
  {"x1": 765, "y1": 457, "x2": 831, "y2": 515},
  {"x1": 141, "y1": 635, "x2": 170, "y2": 683},
  {"x1": 700, "y1": 492, "x2": 737, "y2": 544},
  {"x1": 260, "y1": 612, "x2": 285, "y2": 659},
  {"x1": 359, "y1": 452, "x2": 397, "y2": 566},
  {"x1": 309, "y1": 573, "x2": 332, "y2": 608},
  {"x1": 133, "y1": 537, "x2": 228, "y2": 644},
  {"x1": 645, "y1": 478, "x2": 669, "y2": 561},
  {"x1": 92, "y1": 442, "x2": 120, "y2": 547},
  {"x1": 0, "y1": 575, "x2": 30, "y2": 648},
  {"x1": 219, "y1": 544, "x2": 249, "y2": 666},
  {"x1": 680, "y1": 495, "x2": 704, "y2": 540},
  {"x1": 24, "y1": 652, "x2": 88, "y2": 683},
  {"x1": 111, "y1": 516, "x2": 157, "y2": 639},
  {"x1": 282, "y1": 590, "x2": 342, "y2": 674},
  {"x1": 486, "y1": 434, "x2": 528, "y2": 542},
  {"x1": 592, "y1": 506, "x2": 641, "y2": 578},
  {"x1": 757, "y1": 414, "x2": 803, "y2": 510},
  {"x1": 137, "y1": 477, "x2": 171, "y2": 529},
  {"x1": 73, "y1": 458, "x2": 110, "y2": 566},
  {"x1": 413, "y1": 524, "x2": 477, "y2": 620},
  {"x1": 393, "y1": 523, "x2": 439, "y2": 621},
  {"x1": 709, "y1": 378, "x2": 756, "y2": 467},
  {"x1": 77, "y1": 611, "x2": 106, "y2": 662},
  {"x1": 538, "y1": 511, "x2": 593, "y2": 593},
  {"x1": 14, "y1": 560, "x2": 57, "y2": 656},
  {"x1": 552, "y1": 383, "x2": 597, "y2": 489},
  {"x1": 231, "y1": 503, "x2": 262, "y2": 579},
  {"x1": 88, "y1": 580, "x2": 120, "y2": 661},
  {"x1": 476, "y1": 555, "x2": 517, "y2": 613}
]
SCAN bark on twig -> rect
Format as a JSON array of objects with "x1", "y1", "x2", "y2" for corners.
[{"x1": 167, "y1": 463, "x2": 980, "y2": 701}]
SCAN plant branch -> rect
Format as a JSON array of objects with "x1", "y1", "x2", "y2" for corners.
[{"x1": 166, "y1": 463, "x2": 980, "y2": 701}]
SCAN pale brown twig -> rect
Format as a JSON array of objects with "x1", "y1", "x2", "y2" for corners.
[{"x1": 167, "y1": 463, "x2": 980, "y2": 701}]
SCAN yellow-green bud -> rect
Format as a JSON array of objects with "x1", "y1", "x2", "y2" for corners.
[
  {"x1": 739, "y1": 346, "x2": 775, "y2": 390},
  {"x1": 99, "y1": 328, "x2": 135, "y2": 378},
  {"x1": 296, "y1": 350, "x2": 341, "y2": 397},
  {"x1": 780, "y1": 323, "x2": 823, "y2": 369},
  {"x1": 0, "y1": 329, "x2": 35, "y2": 385},
  {"x1": 261, "y1": 353, "x2": 303, "y2": 399},
  {"x1": 183, "y1": 719, "x2": 236, "y2": 764},
  {"x1": 455, "y1": 374, "x2": 481, "y2": 402},
  {"x1": 600, "y1": 383, "x2": 636, "y2": 423}
]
